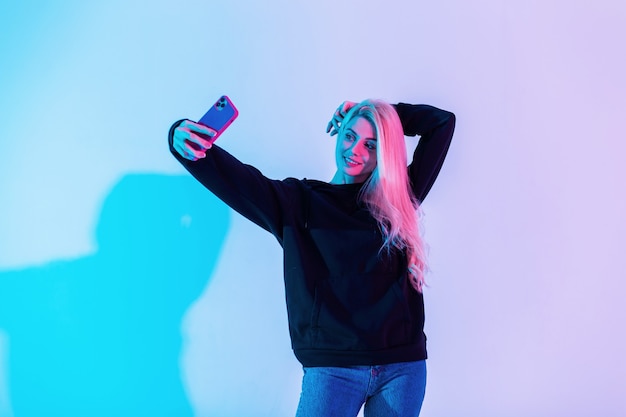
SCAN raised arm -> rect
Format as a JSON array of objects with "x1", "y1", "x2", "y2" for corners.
[
  {"x1": 326, "y1": 101, "x2": 456, "y2": 202},
  {"x1": 394, "y1": 103, "x2": 456, "y2": 202}
]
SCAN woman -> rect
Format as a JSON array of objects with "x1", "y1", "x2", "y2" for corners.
[{"x1": 169, "y1": 99, "x2": 455, "y2": 417}]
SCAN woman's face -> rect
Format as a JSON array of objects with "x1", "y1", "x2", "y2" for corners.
[{"x1": 335, "y1": 116, "x2": 377, "y2": 184}]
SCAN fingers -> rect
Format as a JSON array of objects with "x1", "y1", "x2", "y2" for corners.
[
  {"x1": 327, "y1": 116, "x2": 340, "y2": 136},
  {"x1": 326, "y1": 108, "x2": 343, "y2": 136},
  {"x1": 178, "y1": 120, "x2": 217, "y2": 142},
  {"x1": 326, "y1": 109, "x2": 344, "y2": 136},
  {"x1": 173, "y1": 141, "x2": 200, "y2": 161},
  {"x1": 173, "y1": 120, "x2": 216, "y2": 161},
  {"x1": 173, "y1": 138, "x2": 207, "y2": 160},
  {"x1": 338, "y1": 102, "x2": 350, "y2": 116},
  {"x1": 340, "y1": 100, "x2": 356, "y2": 114},
  {"x1": 326, "y1": 101, "x2": 357, "y2": 136},
  {"x1": 325, "y1": 119, "x2": 335, "y2": 134}
]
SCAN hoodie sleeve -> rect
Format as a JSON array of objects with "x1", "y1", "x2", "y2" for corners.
[
  {"x1": 168, "y1": 120, "x2": 290, "y2": 240},
  {"x1": 394, "y1": 104, "x2": 456, "y2": 203}
]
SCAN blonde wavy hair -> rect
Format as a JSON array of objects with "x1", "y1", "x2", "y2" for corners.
[{"x1": 340, "y1": 99, "x2": 427, "y2": 292}]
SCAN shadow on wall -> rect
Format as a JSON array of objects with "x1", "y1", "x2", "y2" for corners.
[{"x1": 0, "y1": 174, "x2": 230, "y2": 417}]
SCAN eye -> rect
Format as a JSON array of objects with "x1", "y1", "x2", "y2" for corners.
[
  {"x1": 366, "y1": 141, "x2": 377, "y2": 150},
  {"x1": 345, "y1": 133, "x2": 356, "y2": 141}
]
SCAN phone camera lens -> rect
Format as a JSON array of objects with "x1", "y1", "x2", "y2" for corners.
[{"x1": 215, "y1": 97, "x2": 227, "y2": 110}]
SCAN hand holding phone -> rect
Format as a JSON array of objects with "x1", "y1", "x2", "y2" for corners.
[{"x1": 172, "y1": 95, "x2": 238, "y2": 161}]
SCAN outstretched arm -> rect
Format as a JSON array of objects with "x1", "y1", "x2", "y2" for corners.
[{"x1": 168, "y1": 119, "x2": 290, "y2": 238}]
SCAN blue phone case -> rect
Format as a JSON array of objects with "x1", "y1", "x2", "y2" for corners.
[{"x1": 198, "y1": 95, "x2": 239, "y2": 144}]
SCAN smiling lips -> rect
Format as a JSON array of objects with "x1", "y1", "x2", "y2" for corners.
[{"x1": 344, "y1": 156, "x2": 361, "y2": 167}]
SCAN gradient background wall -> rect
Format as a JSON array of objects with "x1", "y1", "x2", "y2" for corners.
[{"x1": 1, "y1": 1, "x2": 625, "y2": 416}]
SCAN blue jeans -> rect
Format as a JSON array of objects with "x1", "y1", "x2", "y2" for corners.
[{"x1": 295, "y1": 360, "x2": 427, "y2": 417}]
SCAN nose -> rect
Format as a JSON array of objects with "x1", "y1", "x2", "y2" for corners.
[{"x1": 348, "y1": 139, "x2": 367, "y2": 155}]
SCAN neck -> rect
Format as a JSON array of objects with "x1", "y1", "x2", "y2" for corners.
[
  {"x1": 330, "y1": 171, "x2": 356, "y2": 184},
  {"x1": 330, "y1": 171, "x2": 367, "y2": 185},
  {"x1": 330, "y1": 171, "x2": 345, "y2": 184}
]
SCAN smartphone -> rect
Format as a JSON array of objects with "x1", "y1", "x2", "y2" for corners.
[{"x1": 197, "y1": 95, "x2": 239, "y2": 144}]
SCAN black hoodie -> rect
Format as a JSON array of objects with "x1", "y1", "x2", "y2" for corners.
[{"x1": 168, "y1": 103, "x2": 456, "y2": 367}]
